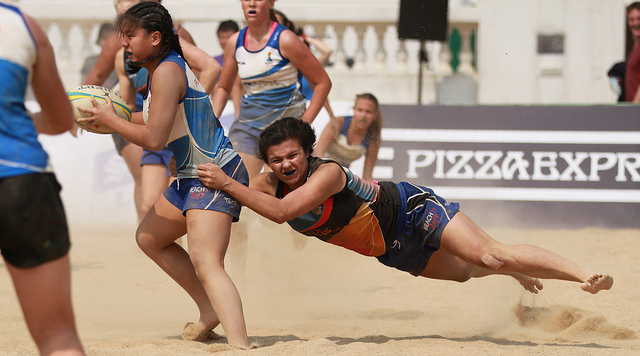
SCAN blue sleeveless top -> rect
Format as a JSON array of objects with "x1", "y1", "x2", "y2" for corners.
[
  {"x1": 142, "y1": 50, "x2": 237, "y2": 178},
  {"x1": 0, "y1": 3, "x2": 49, "y2": 178}
]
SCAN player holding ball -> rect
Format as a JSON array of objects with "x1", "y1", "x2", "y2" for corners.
[{"x1": 77, "y1": 2, "x2": 250, "y2": 349}]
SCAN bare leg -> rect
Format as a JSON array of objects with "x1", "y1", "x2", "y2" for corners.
[
  {"x1": 120, "y1": 143, "x2": 144, "y2": 222},
  {"x1": 140, "y1": 163, "x2": 172, "y2": 216},
  {"x1": 420, "y1": 250, "x2": 544, "y2": 294},
  {"x1": 185, "y1": 209, "x2": 248, "y2": 348},
  {"x1": 438, "y1": 212, "x2": 612, "y2": 294},
  {"x1": 135, "y1": 197, "x2": 219, "y2": 338},
  {"x1": 7, "y1": 255, "x2": 85, "y2": 356}
]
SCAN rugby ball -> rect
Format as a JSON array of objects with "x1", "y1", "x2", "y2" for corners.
[{"x1": 67, "y1": 85, "x2": 132, "y2": 134}]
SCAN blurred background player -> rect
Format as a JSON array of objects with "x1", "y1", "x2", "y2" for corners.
[
  {"x1": 81, "y1": 22, "x2": 118, "y2": 89},
  {"x1": 315, "y1": 93, "x2": 382, "y2": 182},
  {"x1": 211, "y1": 0, "x2": 332, "y2": 178},
  {"x1": 0, "y1": 2, "x2": 85, "y2": 355},
  {"x1": 212, "y1": 20, "x2": 243, "y2": 126}
]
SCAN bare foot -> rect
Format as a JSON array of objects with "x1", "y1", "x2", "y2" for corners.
[
  {"x1": 581, "y1": 273, "x2": 613, "y2": 294},
  {"x1": 513, "y1": 274, "x2": 544, "y2": 294},
  {"x1": 182, "y1": 322, "x2": 223, "y2": 342}
]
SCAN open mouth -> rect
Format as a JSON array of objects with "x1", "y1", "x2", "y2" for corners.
[
  {"x1": 283, "y1": 169, "x2": 296, "y2": 177},
  {"x1": 248, "y1": 10, "x2": 257, "y2": 14},
  {"x1": 125, "y1": 51, "x2": 133, "y2": 56}
]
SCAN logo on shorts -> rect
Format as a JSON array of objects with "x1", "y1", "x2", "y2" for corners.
[
  {"x1": 189, "y1": 186, "x2": 209, "y2": 200},
  {"x1": 423, "y1": 208, "x2": 439, "y2": 232},
  {"x1": 224, "y1": 197, "x2": 238, "y2": 208}
]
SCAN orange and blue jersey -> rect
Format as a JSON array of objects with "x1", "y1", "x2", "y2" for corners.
[
  {"x1": 276, "y1": 157, "x2": 397, "y2": 256},
  {"x1": 277, "y1": 156, "x2": 461, "y2": 276}
]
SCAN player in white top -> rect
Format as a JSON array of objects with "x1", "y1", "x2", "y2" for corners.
[
  {"x1": 211, "y1": 0, "x2": 331, "y2": 178},
  {"x1": 0, "y1": 2, "x2": 85, "y2": 355}
]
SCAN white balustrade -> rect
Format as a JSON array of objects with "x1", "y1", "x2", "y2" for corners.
[{"x1": 17, "y1": 2, "x2": 478, "y2": 105}]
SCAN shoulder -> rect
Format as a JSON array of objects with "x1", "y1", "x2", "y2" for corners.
[
  {"x1": 309, "y1": 156, "x2": 344, "y2": 176},
  {"x1": 278, "y1": 27, "x2": 301, "y2": 46},
  {"x1": 22, "y1": 13, "x2": 46, "y2": 47}
]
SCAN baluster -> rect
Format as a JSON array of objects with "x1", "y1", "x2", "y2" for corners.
[
  {"x1": 362, "y1": 25, "x2": 378, "y2": 74},
  {"x1": 373, "y1": 25, "x2": 386, "y2": 74},
  {"x1": 322, "y1": 24, "x2": 339, "y2": 68},
  {"x1": 342, "y1": 26, "x2": 359, "y2": 71},
  {"x1": 68, "y1": 23, "x2": 87, "y2": 74},
  {"x1": 396, "y1": 40, "x2": 409, "y2": 75},
  {"x1": 457, "y1": 25, "x2": 475, "y2": 75},
  {"x1": 425, "y1": 41, "x2": 441, "y2": 74},
  {"x1": 404, "y1": 39, "x2": 420, "y2": 75},
  {"x1": 47, "y1": 23, "x2": 65, "y2": 67},
  {"x1": 438, "y1": 33, "x2": 453, "y2": 77},
  {"x1": 383, "y1": 25, "x2": 400, "y2": 74},
  {"x1": 331, "y1": 24, "x2": 349, "y2": 73}
]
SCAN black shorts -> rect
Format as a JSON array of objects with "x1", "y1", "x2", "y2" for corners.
[{"x1": 0, "y1": 173, "x2": 71, "y2": 268}]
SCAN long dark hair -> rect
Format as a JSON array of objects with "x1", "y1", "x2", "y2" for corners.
[
  {"x1": 627, "y1": 2, "x2": 640, "y2": 57},
  {"x1": 115, "y1": 1, "x2": 184, "y2": 66},
  {"x1": 258, "y1": 117, "x2": 316, "y2": 163}
]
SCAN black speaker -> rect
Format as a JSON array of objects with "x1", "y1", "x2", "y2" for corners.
[{"x1": 398, "y1": 0, "x2": 449, "y2": 42}]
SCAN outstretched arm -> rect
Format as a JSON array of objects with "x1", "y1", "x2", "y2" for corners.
[{"x1": 197, "y1": 161, "x2": 345, "y2": 224}]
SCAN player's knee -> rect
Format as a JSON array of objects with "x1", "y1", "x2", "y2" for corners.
[{"x1": 135, "y1": 230, "x2": 154, "y2": 253}]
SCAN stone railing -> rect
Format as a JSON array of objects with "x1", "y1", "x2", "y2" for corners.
[{"x1": 16, "y1": 0, "x2": 478, "y2": 104}]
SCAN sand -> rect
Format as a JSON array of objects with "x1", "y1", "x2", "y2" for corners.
[{"x1": 1, "y1": 212, "x2": 639, "y2": 355}]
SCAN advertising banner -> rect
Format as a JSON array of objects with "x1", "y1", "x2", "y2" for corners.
[{"x1": 376, "y1": 105, "x2": 640, "y2": 228}]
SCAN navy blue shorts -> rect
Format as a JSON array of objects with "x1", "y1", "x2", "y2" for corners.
[
  {"x1": 163, "y1": 155, "x2": 248, "y2": 221},
  {"x1": 0, "y1": 173, "x2": 70, "y2": 268},
  {"x1": 376, "y1": 182, "x2": 460, "y2": 276},
  {"x1": 140, "y1": 147, "x2": 173, "y2": 176}
]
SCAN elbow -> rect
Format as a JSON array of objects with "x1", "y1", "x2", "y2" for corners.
[
  {"x1": 272, "y1": 214, "x2": 289, "y2": 225},
  {"x1": 55, "y1": 123, "x2": 74, "y2": 135},
  {"x1": 271, "y1": 209, "x2": 294, "y2": 225},
  {"x1": 147, "y1": 143, "x2": 165, "y2": 151},
  {"x1": 147, "y1": 139, "x2": 166, "y2": 151},
  {"x1": 324, "y1": 77, "x2": 332, "y2": 91},
  {"x1": 51, "y1": 119, "x2": 74, "y2": 134}
]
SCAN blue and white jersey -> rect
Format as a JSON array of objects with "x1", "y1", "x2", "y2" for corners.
[
  {"x1": 235, "y1": 22, "x2": 305, "y2": 129},
  {"x1": 0, "y1": 3, "x2": 49, "y2": 179},
  {"x1": 143, "y1": 50, "x2": 237, "y2": 179}
]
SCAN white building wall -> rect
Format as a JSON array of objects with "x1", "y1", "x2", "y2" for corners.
[
  {"x1": 10, "y1": 0, "x2": 636, "y2": 229},
  {"x1": 478, "y1": 0, "x2": 627, "y2": 104}
]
